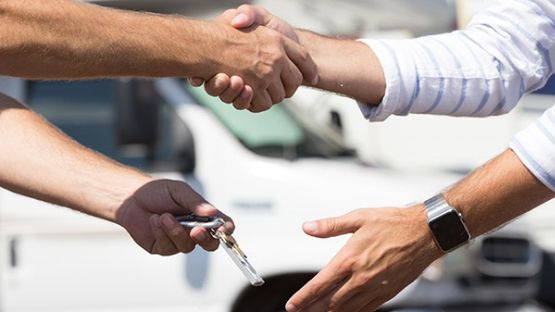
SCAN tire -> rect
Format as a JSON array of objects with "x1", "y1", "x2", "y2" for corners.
[{"x1": 231, "y1": 273, "x2": 315, "y2": 312}]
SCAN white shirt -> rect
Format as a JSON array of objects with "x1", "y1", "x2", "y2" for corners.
[{"x1": 359, "y1": 0, "x2": 555, "y2": 191}]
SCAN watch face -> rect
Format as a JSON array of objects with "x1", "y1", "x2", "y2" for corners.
[{"x1": 430, "y1": 210, "x2": 470, "y2": 251}]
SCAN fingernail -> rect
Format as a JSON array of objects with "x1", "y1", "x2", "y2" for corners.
[
  {"x1": 285, "y1": 303, "x2": 298, "y2": 312},
  {"x1": 162, "y1": 215, "x2": 175, "y2": 229},
  {"x1": 303, "y1": 221, "x2": 318, "y2": 233}
]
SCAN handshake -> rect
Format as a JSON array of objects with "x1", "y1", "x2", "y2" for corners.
[{"x1": 190, "y1": 5, "x2": 319, "y2": 112}]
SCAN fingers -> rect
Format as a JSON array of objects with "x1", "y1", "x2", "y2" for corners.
[
  {"x1": 286, "y1": 260, "x2": 350, "y2": 312},
  {"x1": 281, "y1": 58, "x2": 303, "y2": 98},
  {"x1": 189, "y1": 77, "x2": 205, "y2": 87},
  {"x1": 302, "y1": 211, "x2": 362, "y2": 238},
  {"x1": 149, "y1": 214, "x2": 179, "y2": 256},
  {"x1": 301, "y1": 290, "x2": 336, "y2": 312},
  {"x1": 190, "y1": 227, "x2": 220, "y2": 251},
  {"x1": 357, "y1": 299, "x2": 383, "y2": 312},
  {"x1": 202, "y1": 74, "x2": 254, "y2": 109},
  {"x1": 267, "y1": 80, "x2": 286, "y2": 104},
  {"x1": 152, "y1": 213, "x2": 218, "y2": 254},
  {"x1": 205, "y1": 73, "x2": 231, "y2": 97},
  {"x1": 346, "y1": 292, "x2": 382, "y2": 312},
  {"x1": 301, "y1": 279, "x2": 380, "y2": 312},
  {"x1": 324, "y1": 278, "x2": 367, "y2": 312},
  {"x1": 159, "y1": 213, "x2": 195, "y2": 253},
  {"x1": 282, "y1": 37, "x2": 319, "y2": 86},
  {"x1": 234, "y1": 85, "x2": 254, "y2": 109},
  {"x1": 248, "y1": 89, "x2": 272, "y2": 112},
  {"x1": 220, "y1": 76, "x2": 246, "y2": 104}
]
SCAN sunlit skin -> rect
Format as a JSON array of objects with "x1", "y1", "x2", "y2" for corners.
[
  {"x1": 0, "y1": 93, "x2": 234, "y2": 255},
  {"x1": 0, "y1": 0, "x2": 318, "y2": 112},
  {"x1": 197, "y1": 6, "x2": 555, "y2": 311},
  {"x1": 0, "y1": 0, "x2": 320, "y2": 255}
]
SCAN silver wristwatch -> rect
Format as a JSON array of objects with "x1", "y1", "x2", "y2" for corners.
[{"x1": 423, "y1": 194, "x2": 471, "y2": 252}]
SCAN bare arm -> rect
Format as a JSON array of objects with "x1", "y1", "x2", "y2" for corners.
[
  {"x1": 445, "y1": 149, "x2": 554, "y2": 237},
  {"x1": 0, "y1": 0, "x2": 318, "y2": 111},
  {"x1": 199, "y1": 6, "x2": 386, "y2": 106},
  {"x1": 285, "y1": 149, "x2": 554, "y2": 312},
  {"x1": 297, "y1": 30, "x2": 385, "y2": 104},
  {"x1": 205, "y1": 1, "x2": 555, "y2": 116},
  {"x1": 0, "y1": 0, "x2": 221, "y2": 79},
  {"x1": 0, "y1": 93, "x2": 232, "y2": 255}
]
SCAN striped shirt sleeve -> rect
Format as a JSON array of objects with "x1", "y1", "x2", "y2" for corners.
[
  {"x1": 510, "y1": 105, "x2": 555, "y2": 191},
  {"x1": 358, "y1": 0, "x2": 555, "y2": 122}
]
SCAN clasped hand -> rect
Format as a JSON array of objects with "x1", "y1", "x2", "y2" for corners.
[
  {"x1": 117, "y1": 179, "x2": 233, "y2": 256},
  {"x1": 192, "y1": 6, "x2": 317, "y2": 112}
]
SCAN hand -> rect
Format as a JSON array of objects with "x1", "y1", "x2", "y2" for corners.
[
  {"x1": 198, "y1": 17, "x2": 317, "y2": 113},
  {"x1": 286, "y1": 206, "x2": 443, "y2": 312},
  {"x1": 192, "y1": 6, "x2": 313, "y2": 112},
  {"x1": 116, "y1": 179, "x2": 234, "y2": 255}
]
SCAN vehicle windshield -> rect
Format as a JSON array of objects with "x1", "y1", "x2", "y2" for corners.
[{"x1": 184, "y1": 84, "x2": 354, "y2": 159}]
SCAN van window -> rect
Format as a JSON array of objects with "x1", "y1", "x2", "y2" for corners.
[
  {"x1": 26, "y1": 80, "x2": 181, "y2": 171},
  {"x1": 184, "y1": 84, "x2": 353, "y2": 159},
  {"x1": 186, "y1": 84, "x2": 304, "y2": 148}
]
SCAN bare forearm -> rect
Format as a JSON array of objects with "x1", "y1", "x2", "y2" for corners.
[
  {"x1": 0, "y1": 94, "x2": 151, "y2": 222},
  {"x1": 444, "y1": 149, "x2": 554, "y2": 238},
  {"x1": 0, "y1": 0, "x2": 223, "y2": 79},
  {"x1": 297, "y1": 30, "x2": 385, "y2": 104}
]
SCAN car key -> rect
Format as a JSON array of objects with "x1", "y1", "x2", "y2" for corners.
[{"x1": 177, "y1": 215, "x2": 265, "y2": 287}]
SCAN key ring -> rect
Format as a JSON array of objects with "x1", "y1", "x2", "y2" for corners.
[{"x1": 176, "y1": 215, "x2": 225, "y2": 230}]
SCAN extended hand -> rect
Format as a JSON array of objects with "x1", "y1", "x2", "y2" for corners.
[
  {"x1": 116, "y1": 179, "x2": 234, "y2": 255},
  {"x1": 286, "y1": 206, "x2": 443, "y2": 312},
  {"x1": 192, "y1": 6, "x2": 310, "y2": 112}
]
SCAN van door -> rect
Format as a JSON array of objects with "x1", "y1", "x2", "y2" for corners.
[{"x1": 0, "y1": 79, "x2": 216, "y2": 311}]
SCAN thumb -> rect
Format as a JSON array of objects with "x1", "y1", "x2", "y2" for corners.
[
  {"x1": 167, "y1": 181, "x2": 235, "y2": 234},
  {"x1": 303, "y1": 214, "x2": 360, "y2": 238},
  {"x1": 231, "y1": 13, "x2": 254, "y2": 29},
  {"x1": 168, "y1": 181, "x2": 217, "y2": 216},
  {"x1": 215, "y1": 8, "x2": 238, "y2": 24},
  {"x1": 231, "y1": 5, "x2": 270, "y2": 29}
]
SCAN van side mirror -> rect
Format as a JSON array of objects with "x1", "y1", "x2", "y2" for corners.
[{"x1": 115, "y1": 79, "x2": 160, "y2": 160}]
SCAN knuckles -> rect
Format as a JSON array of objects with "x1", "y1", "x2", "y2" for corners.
[{"x1": 337, "y1": 256, "x2": 357, "y2": 275}]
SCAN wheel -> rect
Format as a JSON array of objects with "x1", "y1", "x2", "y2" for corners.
[{"x1": 231, "y1": 273, "x2": 315, "y2": 312}]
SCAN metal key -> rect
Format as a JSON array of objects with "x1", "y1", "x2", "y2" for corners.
[{"x1": 177, "y1": 215, "x2": 265, "y2": 287}]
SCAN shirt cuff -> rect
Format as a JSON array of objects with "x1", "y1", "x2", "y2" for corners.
[
  {"x1": 509, "y1": 107, "x2": 555, "y2": 192},
  {"x1": 356, "y1": 39, "x2": 400, "y2": 122},
  {"x1": 356, "y1": 38, "x2": 417, "y2": 122}
]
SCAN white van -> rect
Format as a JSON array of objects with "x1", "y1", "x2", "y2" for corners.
[{"x1": 0, "y1": 78, "x2": 546, "y2": 312}]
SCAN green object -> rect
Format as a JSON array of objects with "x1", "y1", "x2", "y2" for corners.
[{"x1": 186, "y1": 85, "x2": 303, "y2": 148}]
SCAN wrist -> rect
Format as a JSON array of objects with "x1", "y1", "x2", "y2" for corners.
[
  {"x1": 181, "y1": 21, "x2": 249, "y2": 79},
  {"x1": 98, "y1": 171, "x2": 153, "y2": 225},
  {"x1": 174, "y1": 20, "x2": 225, "y2": 78},
  {"x1": 407, "y1": 204, "x2": 446, "y2": 262}
]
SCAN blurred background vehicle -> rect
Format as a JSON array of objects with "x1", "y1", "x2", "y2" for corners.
[{"x1": 1, "y1": 0, "x2": 554, "y2": 311}]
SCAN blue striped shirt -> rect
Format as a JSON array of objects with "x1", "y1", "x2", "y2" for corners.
[{"x1": 358, "y1": 0, "x2": 555, "y2": 191}]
